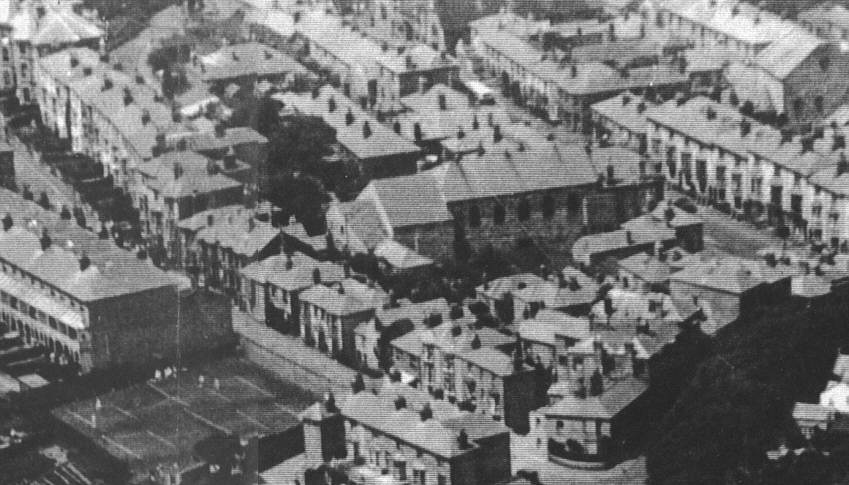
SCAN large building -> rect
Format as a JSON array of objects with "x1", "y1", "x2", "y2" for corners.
[
  {"x1": 0, "y1": 189, "x2": 185, "y2": 373},
  {"x1": 0, "y1": 0, "x2": 103, "y2": 107},
  {"x1": 300, "y1": 382, "x2": 513, "y2": 485},
  {"x1": 594, "y1": 95, "x2": 849, "y2": 249},
  {"x1": 276, "y1": 85, "x2": 424, "y2": 181},
  {"x1": 726, "y1": 34, "x2": 849, "y2": 131},
  {"x1": 35, "y1": 48, "x2": 173, "y2": 191},
  {"x1": 466, "y1": 11, "x2": 690, "y2": 130},
  {"x1": 177, "y1": 205, "x2": 281, "y2": 294}
]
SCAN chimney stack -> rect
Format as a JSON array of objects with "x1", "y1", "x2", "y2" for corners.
[
  {"x1": 207, "y1": 214, "x2": 214, "y2": 227},
  {"x1": 40, "y1": 230, "x2": 51, "y2": 251},
  {"x1": 838, "y1": 152, "x2": 849, "y2": 177},
  {"x1": 79, "y1": 253, "x2": 91, "y2": 272},
  {"x1": 173, "y1": 162, "x2": 183, "y2": 180}
]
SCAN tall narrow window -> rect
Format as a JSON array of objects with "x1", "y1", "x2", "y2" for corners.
[
  {"x1": 493, "y1": 203, "x2": 505, "y2": 225},
  {"x1": 518, "y1": 198, "x2": 531, "y2": 221},
  {"x1": 469, "y1": 205, "x2": 481, "y2": 227},
  {"x1": 542, "y1": 194, "x2": 555, "y2": 218}
]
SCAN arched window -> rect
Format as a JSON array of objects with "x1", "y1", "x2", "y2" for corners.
[
  {"x1": 518, "y1": 198, "x2": 530, "y2": 221},
  {"x1": 469, "y1": 205, "x2": 481, "y2": 227},
  {"x1": 542, "y1": 194, "x2": 555, "y2": 218},
  {"x1": 493, "y1": 203, "x2": 505, "y2": 225}
]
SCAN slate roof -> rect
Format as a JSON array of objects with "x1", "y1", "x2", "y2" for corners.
[
  {"x1": 592, "y1": 93, "x2": 654, "y2": 134},
  {"x1": 542, "y1": 377, "x2": 647, "y2": 420},
  {"x1": 275, "y1": 87, "x2": 421, "y2": 160},
  {"x1": 138, "y1": 152, "x2": 242, "y2": 199},
  {"x1": 299, "y1": 279, "x2": 389, "y2": 316},
  {"x1": 515, "y1": 311, "x2": 592, "y2": 347},
  {"x1": 754, "y1": 32, "x2": 823, "y2": 80},
  {"x1": 195, "y1": 214, "x2": 279, "y2": 257},
  {"x1": 30, "y1": 7, "x2": 103, "y2": 46},
  {"x1": 339, "y1": 391, "x2": 506, "y2": 459},
  {"x1": 430, "y1": 142, "x2": 599, "y2": 203},
  {"x1": 171, "y1": 127, "x2": 268, "y2": 152},
  {"x1": 199, "y1": 42, "x2": 308, "y2": 82},
  {"x1": 240, "y1": 253, "x2": 346, "y2": 291},
  {"x1": 374, "y1": 240, "x2": 433, "y2": 269},
  {"x1": 656, "y1": 0, "x2": 803, "y2": 47},
  {"x1": 337, "y1": 199, "x2": 391, "y2": 250},
  {"x1": 669, "y1": 255, "x2": 797, "y2": 295},
  {"x1": 369, "y1": 173, "x2": 453, "y2": 228},
  {"x1": 474, "y1": 28, "x2": 689, "y2": 95}
]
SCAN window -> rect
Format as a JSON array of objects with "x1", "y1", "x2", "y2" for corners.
[
  {"x1": 556, "y1": 420, "x2": 564, "y2": 430},
  {"x1": 567, "y1": 193, "x2": 582, "y2": 213},
  {"x1": 1, "y1": 48, "x2": 6, "y2": 62},
  {"x1": 469, "y1": 204, "x2": 481, "y2": 227},
  {"x1": 820, "y1": 56, "x2": 831, "y2": 71},
  {"x1": 793, "y1": 98, "x2": 803, "y2": 115},
  {"x1": 437, "y1": 475, "x2": 446, "y2": 485},
  {"x1": 517, "y1": 198, "x2": 530, "y2": 221},
  {"x1": 19, "y1": 63, "x2": 26, "y2": 78},
  {"x1": 815, "y1": 96, "x2": 824, "y2": 113},
  {"x1": 22, "y1": 87, "x2": 29, "y2": 103},
  {"x1": 493, "y1": 203, "x2": 505, "y2": 225},
  {"x1": 67, "y1": 326, "x2": 77, "y2": 340},
  {"x1": 542, "y1": 194, "x2": 555, "y2": 218},
  {"x1": 18, "y1": 43, "x2": 25, "y2": 55},
  {"x1": 48, "y1": 316, "x2": 57, "y2": 330}
]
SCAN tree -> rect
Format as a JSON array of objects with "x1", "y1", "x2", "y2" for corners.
[
  {"x1": 263, "y1": 173, "x2": 330, "y2": 236},
  {"x1": 266, "y1": 115, "x2": 336, "y2": 177}
]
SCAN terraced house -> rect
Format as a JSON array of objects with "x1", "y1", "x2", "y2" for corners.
[
  {"x1": 0, "y1": 190, "x2": 182, "y2": 373},
  {"x1": 595, "y1": 95, "x2": 849, "y2": 250},
  {"x1": 467, "y1": 12, "x2": 689, "y2": 131},
  {"x1": 35, "y1": 48, "x2": 173, "y2": 191}
]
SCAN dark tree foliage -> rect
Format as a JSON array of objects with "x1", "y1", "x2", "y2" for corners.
[
  {"x1": 266, "y1": 115, "x2": 336, "y2": 176},
  {"x1": 263, "y1": 173, "x2": 329, "y2": 236},
  {"x1": 647, "y1": 295, "x2": 849, "y2": 484}
]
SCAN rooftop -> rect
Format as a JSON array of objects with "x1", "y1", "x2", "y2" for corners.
[
  {"x1": 374, "y1": 240, "x2": 434, "y2": 270},
  {"x1": 338, "y1": 389, "x2": 507, "y2": 459},
  {"x1": 542, "y1": 376, "x2": 648, "y2": 420},
  {"x1": 299, "y1": 279, "x2": 389, "y2": 316},
  {"x1": 514, "y1": 311, "x2": 592, "y2": 347},
  {"x1": 366, "y1": 173, "x2": 454, "y2": 228},
  {"x1": 193, "y1": 211, "x2": 279, "y2": 257},
  {"x1": 429, "y1": 142, "x2": 607, "y2": 203},
  {"x1": 199, "y1": 41, "x2": 308, "y2": 82},
  {"x1": 656, "y1": 0, "x2": 804, "y2": 48},
  {"x1": 275, "y1": 86, "x2": 421, "y2": 161},
  {"x1": 0, "y1": 190, "x2": 177, "y2": 302},
  {"x1": 137, "y1": 151, "x2": 243, "y2": 199},
  {"x1": 669, "y1": 255, "x2": 798, "y2": 294},
  {"x1": 240, "y1": 253, "x2": 347, "y2": 291}
]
